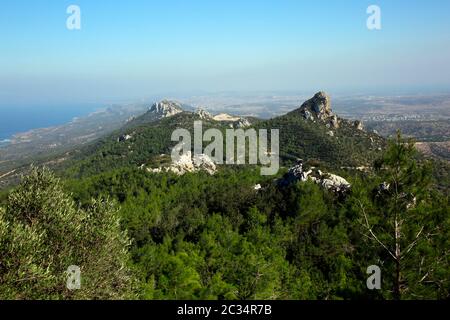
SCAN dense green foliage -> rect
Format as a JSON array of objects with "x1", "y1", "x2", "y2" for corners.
[
  {"x1": 257, "y1": 111, "x2": 385, "y2": 167},
  {"x1": 65, "y1": 168, "x2": 362, "y2": 299},
  {"x1": 0, "y1": 129, "x2": 448, "y2": 300},
  {"x1": 60, "y1": 136, "x2": 447, "y2": 299},
  {"x1": 346, "y1": 135, "x2": 450, "y2": 299},
  {"x1": 0, "y1": 168, "x2": 135, "y2": 299},
  {"x1": 48, "y1": 109, "x2": 386, "y2": 180}
]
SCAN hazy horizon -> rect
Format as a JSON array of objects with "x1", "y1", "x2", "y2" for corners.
[
  {"x1": 1, "y1": 0, "x2": 450, "y2": 138},
  {"x1": 1, "y1": 0, "x2": 450, "y2": 106}
]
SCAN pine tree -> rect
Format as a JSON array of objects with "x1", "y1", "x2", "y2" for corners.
[{"x1": 353, "y1": 132, "x2": 449, "y2": 299}]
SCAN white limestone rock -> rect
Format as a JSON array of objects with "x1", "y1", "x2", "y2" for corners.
[
  {"x1": 146, "y1": 151, "x2": 216, "y2": 176},
  {"x1": 149, "y1": 100, "x2": 183, "y2": 118},
  {"x1": 299, "y1": 91, "x2": 334, "y2": 121},
  {"x1": 279, "y1": 160, "x2": 351, "y2": 194},
  {"x1": 196, "y1": 108, "x2": 213, "y2": 120}
]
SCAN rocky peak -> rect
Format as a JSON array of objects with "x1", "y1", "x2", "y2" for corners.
[
  {"x1": 195, "y1": 108, "x2": 213, "y2": 120},
  {"x1": 149, "y1": 100, "x2": 183, "y2": 118},
  {"x1": 298, "y1": 91, "x2": 334, "y2": 121}
]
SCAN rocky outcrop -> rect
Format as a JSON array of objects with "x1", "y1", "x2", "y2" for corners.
[
  {"x1": 236, "y1": 118, "x2": 251, "y2": 128},
  {"x1": 149, "y1": 100, "x2": 183, "y2": 118},
  {"x1": 302, "y1": 109, "x2": 314, "y2": 121},
  {"x1": 213, "y1": 113, "x2": 241, "y2": 122},
  {"x1": 330, "y1": 115, "x2": 339, "y2": 129},
  {"x1": 146, "y1": 151, "x2": 216, "y2": 175},
  {"x1": 299, "y1": 91, "x2": 334, "y2": 121},
  {"x1": 354, "y1": 120, "x2": 364, "y2": 131},
  {"x1": 315, "y1": 172, "x2": 351, "y2": 193},
  {"x1": 212, "y1": 113, "x2": 251, "y2": 128},
  {"x1": 117, "y1": 134, "x2": 132, "y2": 142},
  {"x1": 196, "y1": 108, "x2": 213, "y2": 120},
  {"x1": 278, "y1": 159, "x2": 351, "y2": 194},
  {"x1": 192, "y1": 153, "x2": 217, "y2": 175},
  {"x1": 280, "y1": 160, "x2": 313, "y2": 186}
]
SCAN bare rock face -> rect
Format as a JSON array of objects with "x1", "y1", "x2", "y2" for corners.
[
  {"x1": 212, "y1": 113, "x2": 251, "y2": 128},
  {"x1": 354, "y1": 120, "x2": 364, "y2": 131},
  {"x1": 149, "y1": 100, "x2": 183, "y2": 118},
  {"x1": 299, "y1": 91, "x2": 334, "y2": 121},
  {"x1": 195, "y1": 108, "x2": 213, "y2": 120},
  {"x1": 236, "y1": 118, "x2": 251, "y2": 128},
  {"x1": 192, "y1": 153, "x2": 217, "y2": 175},
  {"x1": 278, "y1": 159, "x2": 351, "y2": 195},
  {"x1": 319, "y1": 173, "x2": 351, "y2": 193},
  {"x1": 213, "y1": 113, "x2": 241, "y2": 122},
  {"x1": 146, "y1": 151, "x2": 216, "y2": 175},
  {"x1": 278, "y1": 159, "x2": 312, "y2": 187},
  {"x1": 330, "y1": 115, "x2": 339, "y2": 129},
  {"x1": 117, "y1": 134, "x2": 132, "y2": 142},
  {"x1": 302, "y1": 109, "x2": 314, "y2": 121}
]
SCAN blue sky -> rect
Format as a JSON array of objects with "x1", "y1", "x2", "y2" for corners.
[{"x1": 1, "y1": 0, "x2": 450, "y2": 105}]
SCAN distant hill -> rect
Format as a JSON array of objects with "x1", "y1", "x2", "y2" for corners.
[
  {"x1": 125, "y1": 100, "x2": 184, "y2": 126},
  {"x1": 42, "y1": 92, "x2": 386, "y2": 180},
  {"x1": 0, "y1": 93, "x2": 390, "y2": 186},
  {"x1": 256, "y1": 92, "x2": 386, "y2": 168},
  {"x1": 365, "y1": 119, "x2": 450, "y2": 161},
  {"x1": 366, "y1": 119, "x2": 450, "y2": 142},
  {"x1": 0, "y1": 103, "x2": 149, "y2": 173}
]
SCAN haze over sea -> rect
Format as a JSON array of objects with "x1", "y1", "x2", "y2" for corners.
[{"x1": 0, "y1": 104, "x2": 100, "y2": 143}]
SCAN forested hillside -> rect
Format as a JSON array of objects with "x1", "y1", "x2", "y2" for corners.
[
  {"x1": 52, "y1": 93, "x2": 387, "y2": 179},
  {"x1": 0, "y1": 94, "x2": 448, "y2": 300},
  {"x1": 0, "y1": 134, "x2": 448, "y2": 299}
]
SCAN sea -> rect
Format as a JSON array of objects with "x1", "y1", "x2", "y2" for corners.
[{"x1": 0, "y1": 104, "x2": 101, "y2": 147}]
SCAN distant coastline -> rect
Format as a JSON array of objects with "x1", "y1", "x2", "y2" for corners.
[
  {"x1": 0, "y1": 139, "x2": 11, "y2": 147},
  {"x1": 0, "y1": 104, "x2": 102, "y2": 145}
]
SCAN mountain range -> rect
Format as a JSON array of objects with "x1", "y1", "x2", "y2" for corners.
[
  {"x1": 0, "y1": 92, "x2": 388, "y2": 187},
  {"x1": 1, "y1": 92, "x2": 449, "y2": 301}
]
